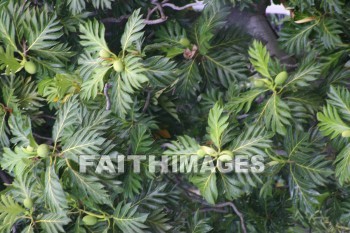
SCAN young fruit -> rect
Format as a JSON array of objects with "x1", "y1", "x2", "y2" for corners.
[
  {"x1": 218, "y1": 154, "x2": 233, "y2": 162},
  {"x1": 37, "y1": 144, "x2": 50, "y2": 158},
  {"x1": 200, "y1": 146, "x2": 216, "y2": 157},
  {"x1": 179, "y1": 37, "x2": 190, "y2": 47},
  {"x1": 342, "y1": 130, "x2": 350, "y2": 137},
  {"x1": 196, "y1": 149, "x2": 206, "y2": 157},
  {"x1": 24, "y1": 61, "x2": 37, "y2": 74},
  {"x1": 26, "y1": 145, "x2": 34, "y2": 152},
  {"x1": 82, "y1": 215, "x2": 98, "y2": 226},
  {"x1": 253, "y1": 79, "x2": 265, "y2": 88},
  {"x1": 113, "y1": 59, "x2": 124, "y2": 72},
  {"x1": 274, "y1": 71, "x2": 288, "y2": 86},
  {"x1": 23, "y1": 197, "x2": 33, "y2": 209},
  {"x1": 99, "y1": 49, "x2": 110, "y2": 58}
]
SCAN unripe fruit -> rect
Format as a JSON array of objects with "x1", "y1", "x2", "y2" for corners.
[
  {"x1": 23, "y1": 197, "x2": 33, "y2": 209},
  {"x1": 37, "y1": 144, "x2": 50, "y2": 158},
  {"x1": 342, "y1": 130, "x2": 350, "y2": 137},
  {"x1": 26, "y1": 145, "x2": 34, "y2": 152},
  {"x1": 196, "y1": 149, "x2": 206, "y2": 157},
  {"x1": 200, "y1": 146, "x2": 216, "y2": 156},
  {"x1": 24, "y1": 61, "x2": 37, "y2": 74},
  {"x1": 99, "y1": 49, "x2": 110, "y2": 58},
  {"x1": 113, "y1": 59, "x2": 124, "y2": 72},
  {"x1": 179, "y1": 37, "x2": 190, "y2": 47},
  {"x1": 253, "y1": 79, "x2": 265, "y2": 88},
  {"x1": 220, "y1": 150, "x2": 234, "y2": 157},
  {"x1": 82, "y1": 215, "x2": 98, "y2": 226},
  {"x1": 274, "y1": 71, "x2": 288, "y2": 86},
  {"x1": 218, "y1": 154, "x2": 233, "y2": 162}
]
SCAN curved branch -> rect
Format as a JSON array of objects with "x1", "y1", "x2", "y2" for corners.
[{"x1": 162, "y1": 2, "x2": 201, "y2": 11}]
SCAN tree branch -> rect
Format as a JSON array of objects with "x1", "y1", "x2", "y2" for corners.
[
  {"x1": 0, "y1": 170, "x2": 12, "y2": 185},
  {"x1": 214, "y1": 202, "x2": 247, "y2": 233},
  {"x1": 165, "y1": 174, "x2": 247, "y2": 233},
  {"x1": 104, "y1": 83, "x2": 112, "y2": 111},
  {"x1": 162, "y1": 2, "x2": 200, "y2": 11},
  {"x1": 142, "y1": 90, "x2": 152, "y2": 113}
]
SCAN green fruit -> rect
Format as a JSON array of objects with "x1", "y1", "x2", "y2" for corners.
[
  {"x1": 23, "y1": 198, "x2": 33, "y2": 209},
  {"x1": 99, "y1": 49, "x2": 110, "y2": 58},
  {"x1": 274, "y1": 71, "x2": 288, "y2": 86},
  {"x1": 218, "y1": 154, "x2": 233, "y2": 162},
  {"x1": 196, "y1": 149, "x2": 206, "y2": 157},
  {"x1": 220, "y1": 150, "x2": 234, "y2": 157},
  {"x1": 200, "y1": 146, "x2": 216, "y2": 156},
  {"x1": 253, "y1": 79, "x2": 265, "y2": 88},
  {"x1": 37, "y1": 144, "x2": 50, "y2": 158},
  {"x1": 26, "y1": 145, "x2": 34, "y2": 152},
  {"x1": 342, "y1": 130, "x2": 350, "y2": 137},
  {"x1": 82, "y1": 215, "x2": 98, "y2": 226},
  {"x1": 24, "y1": 61, "x2": 37, "y2": 74},
  {"x1": 113, "y1": 59, "x2": 124, "y2": 72},
  {"x1": 179, "y1": 37, "x2": 190, "y2": 47}
]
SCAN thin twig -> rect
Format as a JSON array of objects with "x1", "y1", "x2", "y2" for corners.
[
  {"x1": 142, "y1": 90, "x2": 152, "y2": 113},
  {"x1": 162, "y1": 2, "x2": 200, "y2": 11},
  {"x1": 104, "y1": 83, "x2": 112, "y2": 111},
  {"x1": 165, "y1": 175, "x2": 247, "y2": 233},
  {"x1": 144, "y1": 17, "x2": 168, "y2": 25},
  {"x1": 0, "y1": 170, "x2": 12, "y2": 185},
  {"x1": 199, "y1": 207, "x2": 228, "y2": 213},
  {"x1": 102, "y1": 1, "x2": 199, "y2": 26},
  {"x1": 214, "y1": 202, "x2": 247, "y2": 233},
  {"x1": 33, "y1": 133, "x2": 53, "y2": 142}
]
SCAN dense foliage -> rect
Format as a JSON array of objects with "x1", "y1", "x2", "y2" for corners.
[{"x1": 0, "y1": 0, "x2": 350, "y2": 232}]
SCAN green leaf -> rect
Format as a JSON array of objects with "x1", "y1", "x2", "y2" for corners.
[
  {"x1": 248, "y1": 40, "x2": 271, "y2": 78},
  {"x1": 67, "y1": 0, "x2": 86, "y2": 14},
  {"x1": 327, "y1": 85, "x2": 350, "y2": 121},
  {"x1": 158, "y1": 95, "x2": 180, "y2": 122},
  {"x1": 190, "y1": 172, "x2": 218, "y2": 205},
  {"x1": 279, "y1": 21, "x2": 318, "y2": 55},
  {"x1": 0, "y1": 195, "x2": 25, "y2": 232},
  {"x1": 0, "y1": 9, "x2": 17, "y2": 50},
  {"x1": 38, "y1": 212, "x2": 71, "y2": 233},
  {"x1": 335, "y1": 145, "x2": 350, "y2": 185},
  {"x1": 113, "y1": 202, "x2": 149, "y2": 233},
  {"x1": 111, "y1": 55, "x2": 148, "y2": 117},
  {"x1": 0, "y1": 46, "x2": 21, "y2": 74},
  {"x1": 231, "y1": 125, "x2": 272, "y2": 156},
  {"x1": 178, "y1": 59, "x2": 201, "y2": 98},
  {"x1": 80, "y1": 19, "x2": 109, "y2": 53},
  {"x1": 259, "y1": 94, "x2": 292, "y2": 135},
  {"x1": 130, "y1": 125, "x2": 153, "y2": 154},
  {"x1": 228, "y1": 89, "x2": 267, "y2": 113},
  {"x1": 80, "y1": 66, "x2": 110, "y2": 100},
  {"x1": 163, "y1": 136, "x2": 200, "y2": 156},
  {"x1": 143, "y1": 56, "x2": 177, "y2": 88},
  {"x1": 23, "y1": 12, "x2": 63, "y2": 52},
  {"x1": 61, "y1": 127, "x2": 105, "y2": 162},
  {"x1": 8, "y1": 113, "x2": 36, "y2": 147},
  {"x1": 188, "y1": 211, "x2": 213, "y2": 233},
  {"x1": 52, "y1": 96, "x2": 80, "y2": 146},
  {"x1": 121, "y1": 9, "x2": 145, "y2": 55},
  {"x1": 44, "y1": 166, "x2": 68, "y2": 212},
  {"x1": 318, "y1": 18, "x2": 342, "y2": 49},
  {"x1": 194, "y1": 2, "x2": 230, "y2": 55},
  {"x1": 317, "y1": 104, "x2": 350, "y2": 139},
  {"x1": 64, "y1": 161, "x2": 111, "y2": 205},
  {"x1": 208, "y1": 103, "x2": 229, "y2": 149},
  {"x1": 1, "y1": 147, "x2": 32, "y2": 175},
  {"x1": 283, "y1": 61, "x2": 320, "y2": 88},
  {"x1": 204, "y1": 50, "x2": 247, "y2": 87}
]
